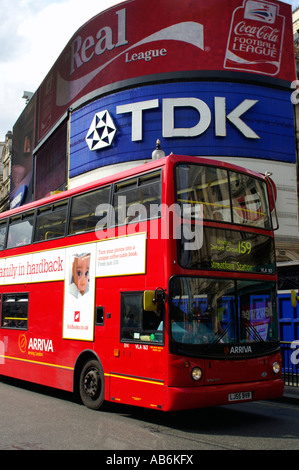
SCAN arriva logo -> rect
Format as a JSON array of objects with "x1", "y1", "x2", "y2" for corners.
[
  {"x1": 228, "y1": 345, "x2": 253, "y2": 354},
  {"x1": 18, "y1": 333, "x2": 27, "y2": 353},
  {"x1": 18, "y1": 333, "x2": 54, "y2": 354}
]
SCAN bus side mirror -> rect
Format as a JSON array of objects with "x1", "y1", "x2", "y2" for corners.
[
  {"x1": 291, "y1": 290, "x2": 299, "y2": 308},
  {"x1": 143, "y1": 291, "x2": 157, "y2": 311}
]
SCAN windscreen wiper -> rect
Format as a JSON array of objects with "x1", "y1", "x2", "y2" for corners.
[
  {"x1": 213, "y1": 320, "x2": 234, "y2": 344},
  {"x1": 241, "y1": 319, "x2": 264, "y2": 342}
]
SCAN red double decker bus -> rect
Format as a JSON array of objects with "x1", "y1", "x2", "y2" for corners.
[{"x1": 0, "y1": 154, "x2": 283, "y2": 410}]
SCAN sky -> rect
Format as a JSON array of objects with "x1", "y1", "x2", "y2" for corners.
[{"x1": 0, "y1": 0, "x2": 298, "y2": 142}]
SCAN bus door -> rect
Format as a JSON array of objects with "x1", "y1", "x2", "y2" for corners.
[{"x1": 108, "y1": 289, "x2": 166, "y2": 409}]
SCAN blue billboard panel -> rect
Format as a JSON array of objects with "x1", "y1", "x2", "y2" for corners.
[{"x1": 69, "y1": 81, "x2": 295, "y2": 178}]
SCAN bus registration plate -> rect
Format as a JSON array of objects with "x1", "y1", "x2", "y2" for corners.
[{"x1": 228, "y1": 392, "x2": 252, "y2": 402}]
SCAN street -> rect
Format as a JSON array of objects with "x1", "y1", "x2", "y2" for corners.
[{"x1": 0, "y1": 376, "x2": 299, "y2": 451}]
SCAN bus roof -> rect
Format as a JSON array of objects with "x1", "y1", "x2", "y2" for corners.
[{"x1": 2, "y1": 154, "x2": 267, "y2": 220}]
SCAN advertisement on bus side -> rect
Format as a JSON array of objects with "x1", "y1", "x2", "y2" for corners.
[{"x1": 0, "y1": 234, "x2": 146, "y2": 342}]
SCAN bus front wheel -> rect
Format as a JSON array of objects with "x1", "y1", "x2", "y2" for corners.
[{"x1": 79, "y1": 359, "x2": 104, "y2": 410}]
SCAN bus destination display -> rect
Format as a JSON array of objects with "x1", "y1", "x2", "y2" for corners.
[{"x1": 179, "y1": 227, "x2": 275, "y2": 274}]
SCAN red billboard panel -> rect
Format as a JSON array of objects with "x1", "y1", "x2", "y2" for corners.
[{"x1": 37, "y1": 0, "x2": 295, "y2": 142}]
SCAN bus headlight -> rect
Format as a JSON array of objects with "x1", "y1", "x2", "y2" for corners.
[
  {"x1": 191, "y1": 367, "x2": 202, "y2": 381},
  {"x1": 272, "y1": 362, "x2": 280, "y2": 374}
]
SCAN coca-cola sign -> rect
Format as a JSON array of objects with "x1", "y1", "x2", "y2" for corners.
[
  {"x1": 37, "y1": 0, "x2": 295, "y2": 143},
  {"x1": 224, "y1": 0, "x2": 285, "y2": 76},
  {"x1": 234, "y1": 22, "x2": 279, "y2": 42}
]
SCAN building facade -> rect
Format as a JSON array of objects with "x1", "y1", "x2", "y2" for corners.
[{"x1": 0, "y1": 131, "x2": 12, "y2": 213}]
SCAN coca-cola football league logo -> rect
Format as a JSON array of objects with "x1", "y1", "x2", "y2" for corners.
[{"x1": 224, "y1": 0, "x2": 285, "y2": 76}]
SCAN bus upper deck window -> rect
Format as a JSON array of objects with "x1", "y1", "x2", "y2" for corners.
[
  {"x1": 0, "y1": 220, "x2": 7, "y2": 250},
  {"x1": 7, "y1": 212, "x2": 34, "y2": 249},
  {"x1": 34, "y1": 201, "x2": 68, "y2": 242},
  {"x1": 69, "y1": 186, "x2": 111, "y2": 235},
  {"x1": 229, "y1": 172, "x2": 271, "y2": 229},
  {"x1": 176, "y1": 165, "x2": 231, "y2": 223},
  {"x1": 113, "y1": 171, "x2": 161, "y2": 226}
]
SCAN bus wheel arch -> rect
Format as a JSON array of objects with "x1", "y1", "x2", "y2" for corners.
[{"x1": 74, "y1": 351, "x2": 105, "y2": 410}]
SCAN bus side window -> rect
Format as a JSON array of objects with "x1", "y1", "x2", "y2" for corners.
[
  {"x1": 1, "y1": 293, "x2": 29, "y2": 330},
  {"x1": 7, "y1": 212, "x2": 34, "y2": 249},
  {"x1": 120, "y1": 292, "x2": 164, "y2": 343},
  {"x1": 34, "y1": 201, "x2": 68, "y2": 242},
  {"x1": 0, "y1": 220, "x2": 7, "y2": 250},
  {"x1": 69, "y1": 186, "x2": 111, "y2": 235},
  {"x1": 113, "y1": 172, "x2": 161, "y2": 226}
]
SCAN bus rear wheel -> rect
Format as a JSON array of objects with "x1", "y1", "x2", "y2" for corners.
[{"x1": 79, "y1": 359, "x2": 104, "y2": 410}]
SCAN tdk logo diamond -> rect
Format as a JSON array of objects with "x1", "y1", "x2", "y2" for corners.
[{"x1": 86, "y1": 110, "x2": 116, "y2": 151}]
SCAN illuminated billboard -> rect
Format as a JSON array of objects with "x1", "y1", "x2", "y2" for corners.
[
  {"x1": 37, "y1": 0, "x2": 295, "y2": 142},
  {"x1": 69, "y1": 81, "x2": 295, "y2": 177}
]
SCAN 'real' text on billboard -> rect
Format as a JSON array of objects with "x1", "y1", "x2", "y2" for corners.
[{"x1": 70, "y1": 8, "x2": 128, "y2": 75}]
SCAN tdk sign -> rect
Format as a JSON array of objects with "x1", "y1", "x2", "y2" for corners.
[
  {"x1": 116, "y1": 97, "x2": 259, "y2": 141},
  {"x1": 70, "y1": 81, "x2": 295, "y2": 178},
  {"x1": 86, "y1": 96, "x2": 259, "y2": 151},
  {"x1": 86, "y1": 110, "x2": 117, "y2": 150}
]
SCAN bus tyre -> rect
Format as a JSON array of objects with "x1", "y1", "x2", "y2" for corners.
[{"x1": 79, "y1": 359, "x2": 104, "y2": 410}]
